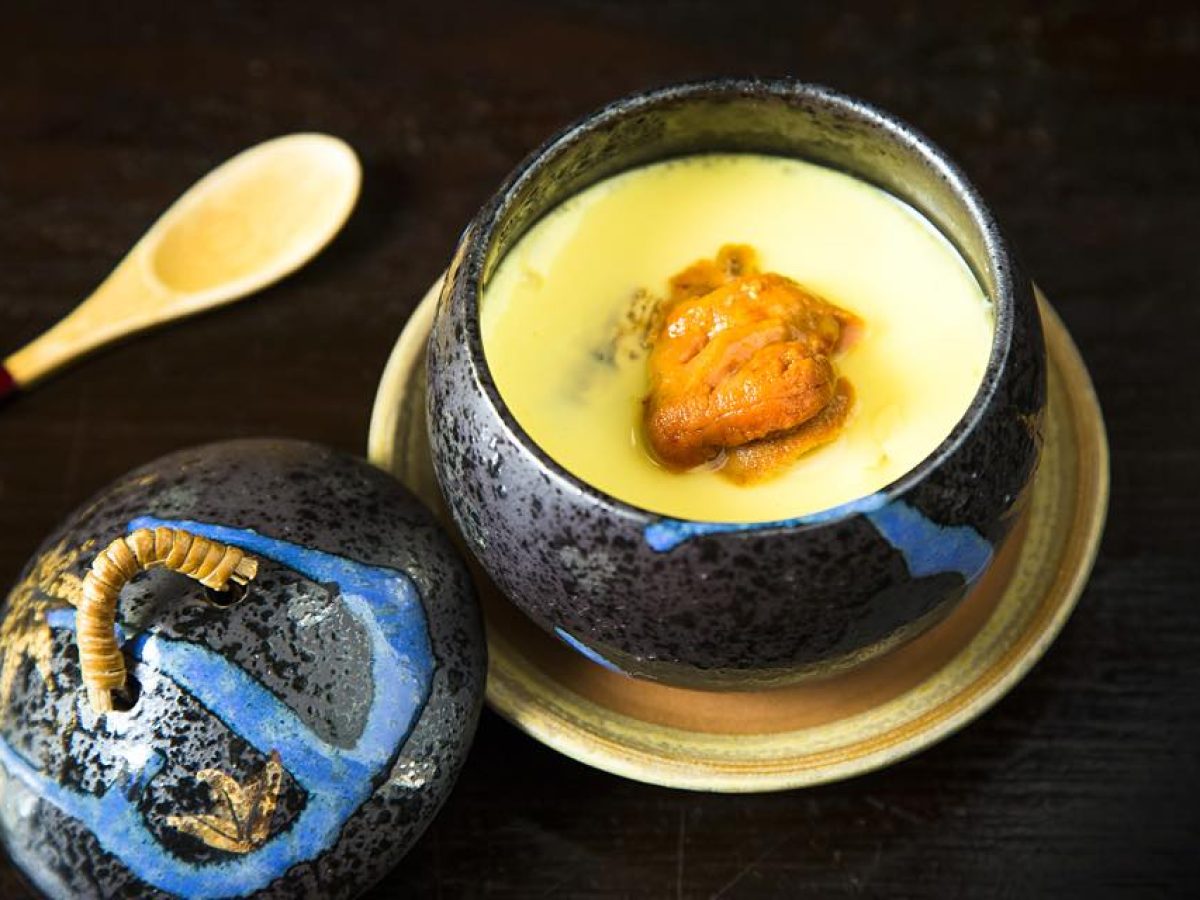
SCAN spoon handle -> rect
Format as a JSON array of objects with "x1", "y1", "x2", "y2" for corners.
[{"x1": 1, "y1": 257, "x2": 155, "y2": 401}]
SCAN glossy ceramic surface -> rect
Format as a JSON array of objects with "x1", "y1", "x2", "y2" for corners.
[
  {"x1": 425, "y1": 79, "x2": 1046, "y2": 688},
  {"x1": 0, "y1": 440, "x2": 485, "y2": 898}
]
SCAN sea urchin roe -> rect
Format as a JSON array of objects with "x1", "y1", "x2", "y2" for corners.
[{"x1": 644, "y1": 245, "x2": 862, "y2": 480}]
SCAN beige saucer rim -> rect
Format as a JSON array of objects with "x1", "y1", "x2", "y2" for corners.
[{"x1": 369, "y1": 282, "x2": 1109, "y2": 792}]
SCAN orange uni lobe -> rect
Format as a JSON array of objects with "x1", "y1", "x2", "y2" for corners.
[{"x1": 643, "y1": 244, "x2": 862, "y2": 481}]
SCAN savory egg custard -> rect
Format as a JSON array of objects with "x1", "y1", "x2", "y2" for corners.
[{"x1": 481, "y1": 154, "x2": 993, "y2": 523}]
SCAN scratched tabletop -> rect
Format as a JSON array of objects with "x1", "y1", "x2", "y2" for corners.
[{"x1": 2, "y1": 2, "x2": 1198, "y2": 897}]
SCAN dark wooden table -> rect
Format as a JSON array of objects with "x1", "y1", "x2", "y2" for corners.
[{"x1": 2, "y1": 2, "x2": 1197, "y2": 896}]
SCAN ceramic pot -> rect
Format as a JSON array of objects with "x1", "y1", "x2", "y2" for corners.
[{"x1": 426, "y1": 78, "x2": 1045, "y2": 689}]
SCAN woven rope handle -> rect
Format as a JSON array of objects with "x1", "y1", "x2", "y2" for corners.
[{"x1": 74, "y1": 527, "x2": 258, "y2": 712}]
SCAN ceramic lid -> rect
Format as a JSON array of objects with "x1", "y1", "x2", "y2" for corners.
[{"x1": 0, "y1": 438, "x2": 485, "y2": 898}]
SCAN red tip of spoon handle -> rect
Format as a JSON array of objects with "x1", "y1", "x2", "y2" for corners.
[{"x1": 0, "y1": 365, "x2": 18, "y2": 403}]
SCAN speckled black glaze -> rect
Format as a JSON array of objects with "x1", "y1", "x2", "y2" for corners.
[
  {"x1": 0, "y1": 439, "x2": 485, "y2": 897},
  {"x1": 426, "y1": 79, "x2": 1045, "y2": 689}
]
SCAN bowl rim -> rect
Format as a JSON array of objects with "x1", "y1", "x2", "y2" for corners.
[{"x1": 452, "y1": 76, "x2": 1018, "y2": 533}]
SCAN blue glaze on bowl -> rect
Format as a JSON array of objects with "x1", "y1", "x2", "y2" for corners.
[
  {"x1": 641, "y1": 492, "x2": 893, "y2": 552},
  {"x1": 553, "y1": 627, "x2": 625, "y2": 675},
  {"x1": 645, "y1": 499, "x2": 994, "y2": 585}
]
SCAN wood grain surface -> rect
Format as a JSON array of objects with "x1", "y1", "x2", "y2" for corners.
[{"x1": 1, "y1": 2, "x2": 1197, "y2": 897}]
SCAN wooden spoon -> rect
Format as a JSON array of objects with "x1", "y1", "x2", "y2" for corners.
[{"x1": 0, "y1": 133, "x2": 361, "y2": 401}]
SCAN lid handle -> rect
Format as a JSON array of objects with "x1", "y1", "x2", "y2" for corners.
[{"x1": 74, "y1": 527, "x2": 258, "y2": 712}]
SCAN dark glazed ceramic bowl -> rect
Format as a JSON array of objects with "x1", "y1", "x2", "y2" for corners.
[{"x1": 426, "y1": 79, "x2": 1046, "y2": 689}]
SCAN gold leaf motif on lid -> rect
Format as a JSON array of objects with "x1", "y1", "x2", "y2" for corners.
[
  {"x1": 166, "y1": 750, "x2": 284, "y2": 854},
  {"x1": 0, "y1": 537, "x2": 93, "y2": 716}
]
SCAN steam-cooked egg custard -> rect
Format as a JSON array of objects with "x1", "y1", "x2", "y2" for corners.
[{"x1": 480, "y1": 154, "x2": 993, "y2": 523}]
